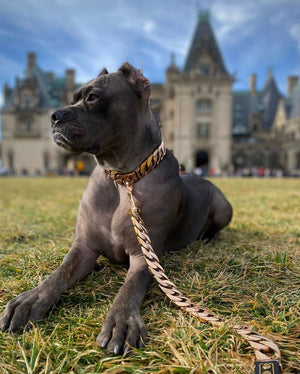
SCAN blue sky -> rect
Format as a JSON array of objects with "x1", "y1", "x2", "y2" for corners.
[{"x1": 0, "y1": 0, "x2": 300, "y2": 107}]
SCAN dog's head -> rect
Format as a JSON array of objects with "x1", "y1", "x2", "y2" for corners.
[{"x1": 51, "y1": 63, "x2": 151, "y2": 158}]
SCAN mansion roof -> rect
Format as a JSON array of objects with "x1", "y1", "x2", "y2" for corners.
[
  {"x1": 3, "y1": 54, "x2": 80, "y2": 111},
  {"x1": 233, "y1": 71, "x2": 281, "y2": 135},
  {"x1": 184, "y1": 11, "x2": 228, "y2": 75}
]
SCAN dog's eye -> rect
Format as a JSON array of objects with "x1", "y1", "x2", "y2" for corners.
[{"x1": 87, "y1": 94, "x2": 99, "y2": 102}]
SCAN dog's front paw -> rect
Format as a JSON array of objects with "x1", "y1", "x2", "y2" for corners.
[
  {"x1": 96, "y1": 307, "x2": 146, "y2": 355},
  {"x1": 0, "y1": 287, "x2": 53, "y2": 332}
]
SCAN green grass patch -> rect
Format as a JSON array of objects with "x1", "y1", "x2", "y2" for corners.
[{"x1": 0, "y1": 177, "x2": 299, "y2": 373}]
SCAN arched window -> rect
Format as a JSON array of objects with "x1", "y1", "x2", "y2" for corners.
[{"x1": 195, "y1": 151, "x2": 209, "y2": 167}]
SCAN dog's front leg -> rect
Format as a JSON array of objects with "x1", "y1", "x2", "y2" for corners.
[
  {"x1": 97, "y1": 255, "x2": 152, "y2": 355},
  {"x1": 0, "y1": 244, "x2": 98, "y2": 332}
]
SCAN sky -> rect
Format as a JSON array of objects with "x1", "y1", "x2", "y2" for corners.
[{"x1": 0, "y1": 0, "x2": 300, "y2": 108}]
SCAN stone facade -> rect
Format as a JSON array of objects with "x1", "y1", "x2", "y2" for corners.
[
  {"x1": 274, "y1": 79, "x2": 300, "y2": 175},
  {"x1": 231, "y1": 70, "x2": 300, "y2": 176},
  {"x1": 1, "y1": 53, "x2": 95, "y2": 175},
  {"x1": 156, "y1": 67, "x2": 233, "y2": 174},
  {"x1": 274, "y1": 116, "x2": 300, "y2": 175},
  {"x1": 1, "y1": 12, "x2": 300, "y2": 176}
]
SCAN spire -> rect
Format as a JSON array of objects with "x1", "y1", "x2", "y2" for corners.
[
  {"x1": 170, "y1": 52, "x2": 176, "y2": 66},
  {"x1": 267, "y1": 67, "x2": 273, "y2": 78},
  {"x1": 183, "y1": 10, "x2": 228, "y2": 75},
  {"x1": 261, "y1": 69, "x2": 281, "y2": 128},
  {"x1": 198, "y1": 9, "x2": 210, "y2": 22},
  {"x1": 166, "y1": 52, "x2": 180, "y2": 76},
  {"x1": 263, "y1": 67, "x2": 278, "y2": 94},
  {"x1": 27, "y1": 52, "x2": 36, "y2": 72}
]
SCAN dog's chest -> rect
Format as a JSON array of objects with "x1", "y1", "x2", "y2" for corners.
[
  {"x1": 96, "y1": 186, "x2": 137, "y2": 262},
  {"x1": 78, "y1": 173, "x2": 143, "y2": 263}
]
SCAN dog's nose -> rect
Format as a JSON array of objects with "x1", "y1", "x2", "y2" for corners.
[{"x1": 51, "y1": 110, "x2": 66, "y2": 125}]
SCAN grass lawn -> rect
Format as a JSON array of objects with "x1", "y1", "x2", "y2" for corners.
[{"x1": 0, "y1": 177, "x2": 299, "y2": 374}]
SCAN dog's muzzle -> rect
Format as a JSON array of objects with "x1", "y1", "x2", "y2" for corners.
[{"x1": 51, "y1": 109, "x2": 69, "y2": 127}]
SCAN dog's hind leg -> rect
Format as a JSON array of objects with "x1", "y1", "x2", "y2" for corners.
[{"x1": 201, "y1": 188, "x2": 233, "y2": 241}]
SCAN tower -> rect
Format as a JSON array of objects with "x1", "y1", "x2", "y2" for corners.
[{"x1": 162, "y1": 11, "x2": 234, "y2": 173}]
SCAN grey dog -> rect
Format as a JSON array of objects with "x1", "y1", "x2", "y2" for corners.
[{"x1": 0, "y1": 63, "x2": 232, "y2": 355}]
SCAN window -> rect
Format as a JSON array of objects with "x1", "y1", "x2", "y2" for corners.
[
  {"x1": 8, "y1": 150, "x2": 14, "y2": 171},
  {"x1": 268, "y1": 153, "x2": 278, "y2": 169},
  {"x1": 17, "y1": 120, "x2": 32, "y2": 132},
  {"x1": 196, "y1": 123, "x2": 210, "y2": 138},
  {"x1": 44, "y1": 151, "x2": 49, "y2": 171},
  {"x1": 234, "y1": 153, "x2": 246, "y2": 167},
  {"x1": 199, "y1": 64, "x2": 209, "y2": 76},
  {"x1": 20, "y1": 96, "x2": 35, "y2": 109},
  {"x1": 15, "y1": 117, "x2": 40, "y2": 137},
  {"x1": 196, "y1": 99, "x2": 212, "y2": 115},
  {"x1": 249, "y1": 152, "x2": 264, "y2": 167}
]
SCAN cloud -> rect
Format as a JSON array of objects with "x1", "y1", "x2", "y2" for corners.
[
  {"x1": 0, "y1": 55, "x2": 24, "y2": 85},
  {"x1": 0, "y1": 1, "x2": 202, "y2": 81},
  {"x1": 0, "y1": 0, "x2": 300, "y2": 98},
  {"x1": 213, "y1": 2, "x2": 259, "y2": 46},
  {"x1": 143, "y1": 20, "x2": 156, "y2": 34},
  {"x1": 289, "y1": 24, "x2": 300, "y2": 52}
]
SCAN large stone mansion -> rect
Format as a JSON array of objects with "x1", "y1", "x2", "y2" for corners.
[{"x1": 1, "y1": 12, "x2": 300, "y2": 176}]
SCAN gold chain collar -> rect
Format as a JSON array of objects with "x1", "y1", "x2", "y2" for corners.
[{"x1": 104, "y1": 141, "x2": 166, "y2": 186}]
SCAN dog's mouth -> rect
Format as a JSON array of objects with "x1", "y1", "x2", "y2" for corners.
[
  {"x1": 52, "y1": 130, "x2": 101, "y2": 155},
  {"x1": 52, "y1": 131, "x2": 80, "y2": 153}
]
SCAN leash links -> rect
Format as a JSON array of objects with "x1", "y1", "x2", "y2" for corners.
[
  {"x1": 254, "y1": 360, "x2": 281, "y2": 374},
  {"x1": 126, "y1": 187, "x2": 282, "y2": 373}
]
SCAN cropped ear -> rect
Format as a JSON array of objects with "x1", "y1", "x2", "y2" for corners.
[
  {"x1": 98, "y1": 68, "x2": 109, "y2": 77},
  {"x1": 118, "y1": 62, "x2": 150, "y2": 98}
]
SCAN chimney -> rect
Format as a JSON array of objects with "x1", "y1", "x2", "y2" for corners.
[
  {"x1": 287, "y1": 76, "x2": 299, "y2": 95},
  {"x1": 27, "y1": 52, "x2": 36, "y2": 71},
  {"x1": 65, "y1": 69, "x2": 75, "y2": 91},
  {"x1": 249, "y1": 74, "x2": 256, "y2": 96},
  {"x1": 3, "y1": 84, "x2": 10, "y2": 104},
  {"x1": 64, "y1": 69, "x2": 75, "y2": 104}
]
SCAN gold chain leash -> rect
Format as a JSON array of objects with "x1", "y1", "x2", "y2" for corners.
[{"x1": 126, "y1": 183, "x2": 282, "y2": 373}]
